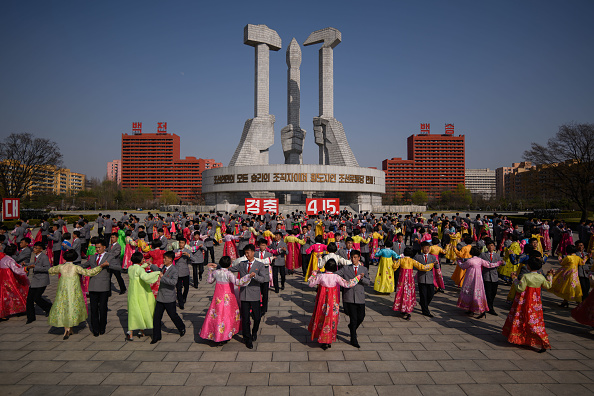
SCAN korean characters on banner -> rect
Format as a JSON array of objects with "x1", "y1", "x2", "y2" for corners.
[
  {"x1": 306, "y1": 198, "x2": 340, "y2": 216},
  {"x1": 245, "y1": 198, "x2": 279, "y2": 215},
  {"x1": 2, "y1": 198, "x2": 20, "y2": 220}
]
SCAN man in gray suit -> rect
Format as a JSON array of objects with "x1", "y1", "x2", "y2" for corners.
[
  {"x1": 24, "y1": 242, "x2": 53, "y2": 323},
  {"x1": 157, "y1": 229, "x2": 168, "y2": 252},
  {"x1": 174, "y1": 236, "x2": 191, "y2": 309},
  {"x1": 85, "y1": 240, "x2": 112, "y2": 336},
  {"x1": 15, "y1": 237, "x2": 32, "y2": 266},
  {"x1": 237, "y1": 223, "x2": 251, "y2": 257},
  {"x1": 95, "y1": 213, "x2": 104, "y2": 238},
  {"x1": 189, "y1": 232, "x2": 206, "y2": 286},
  {"x1": 335, "y1": 250, "x2": 370, "y2": 348},
  {"x1": 202, "y1": 223, "x2": 216, "y2": 263},
  {"x1": 414, "y1": 242, "x2": 438, "y2": 318},
  {"x1": 103, "y1": 215, "x2": 113, "y2": 243},
  {"x1": 151, "y1": 251, "x2": 186, "y2": 344},
  {"x1": 47, "y1": 224, "x2": 62, "y2": 265},
  {"x1": 107, "y1": 234, "x2": 126, "y2": 294},
  {"x1": 230, "y1": 244, "x2": 268, "y2": 349},
  {"x1": 479, "y1": 240, "x2": 503, "y2": 317},
  {"x1": 70, "y1": 231, "x2": 82, "y2": 266},
  {"x1": 270, "y1": 232, "x2": 287, "y2": 293}
]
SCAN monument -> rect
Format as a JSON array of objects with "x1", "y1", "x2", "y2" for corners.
[
  {"x1": 203, "y1": 25, "x2": 384, "y2": 212},
  {"x1": 229, "y1": 24, "x2": 281, "y2": 166}
]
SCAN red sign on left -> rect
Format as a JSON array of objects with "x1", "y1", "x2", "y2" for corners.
[
  {"x1": 245, "y1": 198, "x2": 279, "y2": 215},
  {"x1": 3, "y1": 198, "x2": 20, "y2": 220}
]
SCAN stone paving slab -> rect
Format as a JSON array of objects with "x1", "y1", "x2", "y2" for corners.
[{"x1": 1, "y1": 242, "x2": 594, "y2": 395}]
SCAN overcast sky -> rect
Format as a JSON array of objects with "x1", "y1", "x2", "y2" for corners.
[{"x1": 1, "y1": 0, "x2": 593, "y2": 179}]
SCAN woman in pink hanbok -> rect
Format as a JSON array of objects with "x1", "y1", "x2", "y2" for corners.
[
  {"x1": 222, "y1": 230, "x2": 241, "y2": 261},
  {"x1": 540, "y1": 221, "x2": 551, "y2": 252},
  {"x1": 122, "y1": 231, "x2": 136, "y2": 270},
  {"x1": 556, "y1": 225, "x2": 574, "y2": 257},
  {"x1": 456, "y1": 247, "x2": 502, "y2": 318},
  {"x1": 307, "y1": 259, "x2": 361, "y2": 350},
  {"x1": 200, "y1": 257, "x2": 251, "y2": 345},
  {"x1": 392, "y1": 247, "x2": 434, "y2": 320}
]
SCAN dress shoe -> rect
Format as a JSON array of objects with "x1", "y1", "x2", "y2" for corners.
[
  {"x1": 280, "y1": 286, "x2": 285, "y2": 290},
  {"x1": 350, "y1": 339, "x2": 360, "y2": 348},
  {"x1": 246, "y1": 339, "x2": 254, "y2": 349},
  {"x1": 119, "y1": 290, "x2": 126, "y2": 295},
  {"x1": 179, "y1": 305, "x2": 185, "y2": 310},
  {"x1": 99, "y1": 330, "x2": 105, "y2": 335},
  {"x1": 26, "y1": 319, "x2": 35, "y2": 324},
  {"x1": 93, "y1": 332, "x2": 100, "y2": 337},
  {"x1": 63, "y1": 334, "x2": 69, "y2": 340},
  {"x1": 274, "y1": 289, "x2": 279, "y2": 293},
  {"x1": 321, "y1": 343, "x2": 328, "y2": 350},
  {"x1": 422, "y1": 312, "x2": 434, "y2": 318},
  {"x1": 150, "y1": 338, "x2": 161, "y2": 344},
  {"x1": 252, "y1": 333, "x2": 258, "y2": 342},
  {"x1": 488, "y1": 310, "x2": 498, "y2": 316},
  {"x1": 179, "y1": 328, "x2": 186, "y2": 337},
  {"x1": 45, "y1": 311, "x2": 51, "y2": 317}
]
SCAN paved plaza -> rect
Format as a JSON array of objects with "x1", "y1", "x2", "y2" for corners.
[{"x1": 1, "y1": 243, "x2": 593, "y2": 396}]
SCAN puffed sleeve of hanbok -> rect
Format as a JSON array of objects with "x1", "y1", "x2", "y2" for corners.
[
  {"x1": 480, "y1": 258, "x2": 501, "y2": 269},
  {"x1": 139, "y1": 268, "x2": 160, "y2": 284},
  {"x1": 207, "y1": 268, "x2": 217, "y2": 284},
  {"x1": 75, "y1": 264, "x2": 104, "y2": 277},
  {"x1": 236, "y1": 273, "x2": 254, "y2": 286},
  {"x1": 5, "y1": 258, "x2": 27, "y2": 276},
  {"x1": 306, "y1": 244, "x2": 315, "y2": 254},
  {"x1": 514, "y1": 276, "x2": 529, "y2": 292},
  {"x1": 375, "y1": 249, "x2": 383, "y2": 258},
  {"x1": 457, "y1": 259, "x2": 471, "y2": 270},
  {"x1": 336, "y1": 274, "x2": 361, "y2": 289},
  {"x1": 412, "y1": 259, "x2": 433, "y2": 272},
  {"x1": 391, "y1": 251, "x2": 401, "y2": 260},
  {"x1": 48, "y1": 265, "x2": 62, "y2": 275},
  {"x1": 392, "y1": 259, "x2": 402, "y2": 271},
  {"x1": 308, "y1": 272, "x2": 321, "y2": 287}
]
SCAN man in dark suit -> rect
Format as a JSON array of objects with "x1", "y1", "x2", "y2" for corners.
[
  {"x1": 24, "y1": 242, "x2": 53, "y2": 323},
  {"x1": 174, "y1": 236, "x2": 192, "y2": 309},
  {"x1": 85, "y1": 240, "x2": 112, "y2": 336},
  {"x1": 256, "y1": 239, "x2": 273, "y2": 316},
  {"x1": 414, "y1": 242, "x2": 438, "y2": 317},
  {"x1": 230, "y1": 244, "x2": 268, "y2": 349},
  {"x1": 15, "y1": 238, "x2": 32, "y2": 267},
  {"x1": 335, "y1": 250, "x2": 370, "y2": 348},
  {"x1": 151, "y1": 251, "x2": 186, "y2": 344},
  {"x1": 47, "y1": 224, "x2": 62, "y2": 265}
]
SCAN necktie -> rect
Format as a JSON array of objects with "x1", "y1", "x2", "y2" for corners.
[
  {"x1": 424, "y1": 255, "x2": 427, "y2": 263},
  {"x1": 261, "y1": 252, "x2": 264, "y2": 259},
  {"x1": 247, "y1": 262, "x2": 252, "y2": 273},
  {"x1": 490, "y1": 253, "x2": 493, "y2": 261},
  {"x1": 347, "y1": 250, "x2": 351, "y2": 259},
  {"x1": 354, "y1": 266, "x2": 358, "y2": 275},
  {"x1": 399, "y1": 243, "x2": 401, "y2": 250},
  {"x1": 163, "y1": 266, "x2": 167, "y2": 274}
]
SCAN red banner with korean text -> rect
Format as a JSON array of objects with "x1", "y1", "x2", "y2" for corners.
[
  {"x1": 306, "y1": 198, "x2": 340, "y2": 215},
  {"x1": 245, "y1": 198, "x2": 279, "y2": 215}
]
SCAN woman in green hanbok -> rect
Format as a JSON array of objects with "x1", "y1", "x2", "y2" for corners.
[
  {"x1": 126, "y1": 252, "x2": 160, "y2": 341},
  {"x1": 48, "y1": 250, "x2": 109, "y2": 339}
]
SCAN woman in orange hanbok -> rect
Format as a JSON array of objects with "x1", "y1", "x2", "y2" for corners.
[{"x1": 451, "y1": 236, "x2": 473, "y2": 287}]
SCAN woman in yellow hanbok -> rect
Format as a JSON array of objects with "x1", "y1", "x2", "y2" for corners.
[
  {"x1": 549, "y1": 245, "x2": 584, "y2": 306},
  {"x1": 314, "y1": 220, "x2": 325, "y2": 237},
  {"x1": 373, "y1": 241, "x2": 401, "y2": 293},
  {"x1": 499, "y1": 236, "x2": 521, "y2": 284},
  {"x1": 445, "y1": 231, "x2": 461, "y2": 262}
]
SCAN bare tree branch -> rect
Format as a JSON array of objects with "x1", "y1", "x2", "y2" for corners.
[{"x1": 0, "y1": 133, "x2": 63, "y2": 198}]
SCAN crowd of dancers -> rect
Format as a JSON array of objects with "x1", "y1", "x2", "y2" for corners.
[{"x1": 0, "y1": 210, "x2": 593, "y2": 352}]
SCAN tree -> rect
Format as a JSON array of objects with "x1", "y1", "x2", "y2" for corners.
[
  {"x1": 0, "y1": 133, "x2": 63, "y2": 198},
  {"x1": 523, "y1": 123, "x2": 594, "y2": 222},
  {"x1": 160, "y1": 189, "x2": 179, "y2": 205},
  {"x1": 411, "y1": 190, "x2": 428, "y2": 205},
  {"x1": 452, "y1": 183, "x2": 472, "y2": 207}
]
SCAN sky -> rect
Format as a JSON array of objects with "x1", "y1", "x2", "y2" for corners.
[{"x1": 1, "y1": 0, "x2": 593, "y2": 179}]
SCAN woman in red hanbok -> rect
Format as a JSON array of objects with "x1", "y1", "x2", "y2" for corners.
[
  {"x1": 284, "y1": 230, "x2": 305, "y2": 273},
  {"x1": 223, "y1": 231, "x2": 241, "y2": 261},
  {"x1": 0, "y1": 248, "x2": 30, "y2": 319},
  {"x1": 305, "y1": 236, "x2": 327, "y2": 281},
  {"x1": 307, "y1": 259, "x2": 361, "y2": 349},
  {"x1": 572, "y1": 274, "x2": 594, "y2": 327},
  {"x1": 502, "y1": 257, "x2": 553, "y2": 352}
]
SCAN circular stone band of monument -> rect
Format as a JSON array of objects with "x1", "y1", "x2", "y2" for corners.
[{"x1": 202, "y1": 165, "x2": 385, "y2": 194}]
